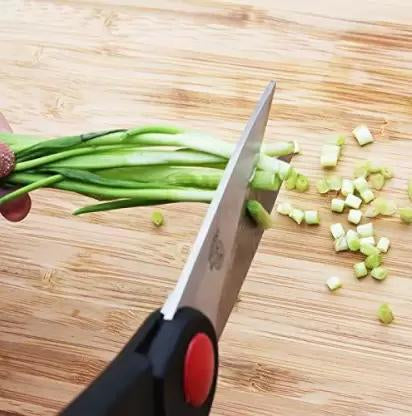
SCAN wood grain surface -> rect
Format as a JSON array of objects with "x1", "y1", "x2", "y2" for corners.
[{"x1": 1, "y1": 1, "x2": 412, "y2": 415}]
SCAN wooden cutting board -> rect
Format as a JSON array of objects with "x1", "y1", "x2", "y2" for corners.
[{"x1": 1, "y1": 1, "x2": 411, "y2": 415}]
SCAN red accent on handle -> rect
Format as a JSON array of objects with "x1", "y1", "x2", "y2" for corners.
[{"x1": 183, "y1": 332, "x2": 215, "y2": 407}]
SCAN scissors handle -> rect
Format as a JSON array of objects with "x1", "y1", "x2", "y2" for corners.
[{"x1": 60, "y1": 308, "x2": 218, "y2": 416}]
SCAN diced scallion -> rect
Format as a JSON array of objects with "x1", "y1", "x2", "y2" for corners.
[
  {"x1": 352, "y1": 125, "x2": 374, "y2": 146},
  {"x1": 341, "y1": 179, "x2": 354, "y2": 197},
  {"x1": 326, "y1": 175, "x2": 342, "y2": 191},
  {"x1": 377, "y1": 303, "x2": 394, "y2": 324},
  {"x1": 357, "y1": 222, "x2": 374, "y2": 238},
  {"x1": 289, "y1": 208, "x2": 304, "y2": 224},
  {"x1": 365, "y1": 253, "x2": 382, "y2": 269},
  {"x1": 335, "y1": 236, "x2": 348, "y2": 252},
  {"x1": 151, "y1": 211, "x2": 164, "y2": 227},
  {"x1": 369, "y1": 197, "x2": 397, "y2": 217},
  {"x1": 354, "y1": 262, "x2": 368, "y2": 279},
  {"x1": 360, "y1": 236, "x2": 376, "y2": 246},
  {"x1": 346, "y1": 230, "x2": 360, "y2": 251},
  {"x1": 348, "y1": 209, "x2": 362, "y2": 225},
  {"x1": 371, "y1": 266, "x2": 388, "y2": 281},
  {"x1": 360, "y1": 242, "x2": 380, "y2": 256},
  {"x1": 330, "y1": 223, "x2": 345, "y2": 239},
  {"x1": 295, "y1": 175, "x2": 310, "y2": 192},
  {"x1": 354, "y1": 160, "x2": 370, "y2": 178},
  {"x1": 321, "y1": 144, "x2": 340, "y2": 168},
  {"x1": 316, "y1": 178, "x2": 330, "y2": 194},
  {"x1": 377, "y1": 237, "x2": 390, "y2": 253},
  {"x1": 353, "y1": 176, "x2": 369, "y2": 193},
  {"x1": 277, "y1": 202, "x2": 293, "y2": 216},
  {"x1": 304, "y1": 210, "x2": 320, "y2": 225},
  {"x1": 247, "y1": 200, "x2": 273, "y2": 229},
  {"x1": 380, "y1": 167, "x2": 393, "y2": 179},
  {"x1": 360, "y1": 189, "x2": 375, "y2": 203},
  {"x1": 326, "y1": 276, "x2": 342, "y2": 291},
  {"x1": 331, "y1": 198, "x2": 345, "y2": 213},
  {"x1": 369, "y1": 173, "x2": 385, "y2": 190},
  {"x1": 285, "y1": 169, "x2": 298, "y2": 190},
  {"x1": 345, "y1": 194, "x2": 362, "y2": 209},
  {"x1": 399, "y1": 207, "x2": 412, "y2": 224}
]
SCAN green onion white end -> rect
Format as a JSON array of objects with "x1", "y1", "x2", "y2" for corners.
[
  {"x1": 289, "y1": 208, "x2": 305, "y2": 225},
  {"x1": 320, "y1": 144, "x2": 340, "y2": 168},
  {"x1": 348, "y1": 209, "x2": 362, "y2": 225},
  {"x1": 360, "y1": 189, "x2": 375, "y2": 203},
  {"x1": 335, "y1": 236, "x2": 348, "y2": 252},
  {"x1": 377, "y1": 303, "x2": 394, "y2": 324},
  {"x1": 277, "y1": 202, "x2": 293, "y2": 216},
  {"x1": 330, "y1": 223, "x2": 345, "y2": 239},
  {"x1": 357, "y1": 222, "x2": 374, "y2": 238},
  {"x1": 360, "y1": 236, "x2": 376, "y2": 246},
  {"x1": 352, "y1": 125, "x2": 374, "y2": 146},
  {"x1": 371, "y1": 266, "x2": 388, "y2": 281},
  {"x1": 377, "y1": 237, "x2": 390, "y2": 253},
  {"x1": 326, "y1": 276, "x2": 342, "y2": 291},
  {"x1": 304, "y1": 210, "x2": 320, "y2": 225},
  {"x1": 341, "y1": 179, "x2": 354, "y2": 197},
  {"x1": 354, "y1": 262, "x2": 368, "y2": 279},
  {"x1": 331, "y1": 198, "x2": 345, "y2": 213},
  {"x1": 345, "y1": 194, "x2": 362, "y2": 209}
]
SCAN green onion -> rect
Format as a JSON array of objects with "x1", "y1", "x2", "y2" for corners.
[
  {"x1": 365, "y1": 253, "x2": 382, "y2": 269},
  {"x1": 360, "y1": 189, "x2": 375, "y2": 203},
  {"x1": 369, "y1": 173, "x2": 385, "y2": 190},
  {"x1": 380, "y1": 167, "x2": 393, "y2": 179},
  {"x1": 330, "y1": 223, "x2": 345, "y2": 239},
  {"x1": 326, "y1": 276, "x2": 342, "y2": 291},
  {"x1": 151, "y1": 211, "x2": 164, "y2": 227},
  {"x1": 369, "y1": 197, "x2": 397, "y2": 217},
  {"x1": 295, "y1": 174, "x2": 310, "y2": 192},
  {"x1": 263, "y1": 141, "x2": 297, "y2": 157},
  {"x1": 285, "y1": 168, "x2": 298, "y2": 190},
  {"x1": 360, "y1": 242, "x2": 380, "y2": 256},
  {"x1": 246, "y1": 200, "x2": 273, "y2": 229},
  {"x1": 345, "y1": 194, "x2": 362, "y2": 209},
  {"x1": 377, "y1": 237, "x2": 390, "y2": 253},
  {"x1": 371, "y1": 267, "x2": 388, "y2": 281},
  {"x1": 335, "y1": 236, "x2": 348, "y2": 252},
  {"x1": 357, "y1": 222, "x2": 374, "y2": 238},
  {"x1": 353, "y1": 176, "x2": 369, "y2": 193},
  {"x1": 289, "y1": 208, "x2": 304, "y2": 224},
  {"x1": 353, "y1": 160, "x2": 370, "y2": 178},
  {"x1": 399, "y1": 207, "x2": 412, "y2": 224},
  {"x1": 277, "y1": 202, "x2": 293, "y2": 216},
  {"x1": 326, "y1": 175, "x2": 342, "y2": 191},
  {"x1": 377, "y1": 303, "x2": 394, "y2": 324},
  {"x1": 360, "y1": 236, "x2": 376, "y2": 246},
  {"x1": 341, "y1": 179, "x2": 354, "y2": 197},
  {"x1": 354, "y1": 262, "x2": 368, "y2": 279},
  {"x1": 316, "y1": 178, "x2": 330, "y2": 194},
  {"x1": 331, "y1": 198, "x2": 345, "y2": 213},
  {"x1": 320, "y1": 144, "x2": 340, "y2": 168},
  {"x1": 346, "y1": 230, "x2": 360, "y2": 251},
  {"x1": 304, "y1": 210, "x2": 320, "y2": 225},
  {"x1": 348, "y1": 209, "x2": 362, "y2": 225},
  {"x1": 352, "y1": 125, "x2": 374, "y2": 146}
]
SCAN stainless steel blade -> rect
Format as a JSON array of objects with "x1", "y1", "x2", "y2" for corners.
[{"x1": 161, "y1": 81, "x2": 277, "y2": 336}]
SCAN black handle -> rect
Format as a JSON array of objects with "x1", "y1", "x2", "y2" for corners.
[{"x1": 60, "y1": 308, "x2": 218, "y2": 416}]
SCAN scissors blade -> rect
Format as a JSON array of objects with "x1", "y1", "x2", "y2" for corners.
[{"x1": 161, "y1": 81, "x2": 278, "y2": 337}]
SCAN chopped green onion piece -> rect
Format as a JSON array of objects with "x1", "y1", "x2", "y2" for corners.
[
  {"x1": 330, "y1": 223, "x2": 345, "y2": 239},
  {"x1": 295, "y1": 174, "x2": 310, "y2": 192},
  {"x1": 399, "y1": 207, "x2": 412, "y2": 224},
  {"x1": 247, "y1": 200, "x2": 273, "y2": 229},
  {"x1": 326, "y1": 175, "x2": 342, "y2": 191},
  {"x1": 345, "y1": 194, "x2": 362, "y2": 209},
  {"x1": 360, "y1": 242, "x2": 380, "y2": 256},
  {"x1": 377, "y1": 303, "x2": 394, "y2": 324},
  {"x1": 371, "y1": 267, "x2": 388, "y2": 281},
  {"x1": 380, "y1": 167, "x2": 393, "y2": 179},
  {"x1": 357, "y1": 222, "x2": 374, "y2": 238},
  {"x1": 341, "y1": 179, "x2": 354, "y2": 197},
  {"x1": 335, "y1": 236, "x2": 348, "y2": 252},
  {"x1": 263, "y1": 141, "x2": 296, "y2": 157},
  {"x1": 353, "y1": 176, "x2": 369, "y2": 193},
  {"x1": 354, "y1": 262, "x2": 368, "y2": 279},
  {"x1": 304, "y1": 210, "x2": 320, "y2": 225},
  {"x1": 369, "y1": 173, "x2": 385, "y2": 190},
  {"x1": 348, "y1": 209, "x2": 362, "y2": 225},
  {"x1": 365, "y1": 253, "x2": 382, "y2": 270},
  {"x1": 377, "y1": 237, "x2": 391, "y2": 253},
  {"x1": 408, "y1": 179, "x2": 412, "y2": 202},
  {"x1": 365, "y1": 205, "x2": 379, "y2": 218},
  {"x1": 371, "y1": 197, "x2": 397, "y2": 216},
  {"x1": 277, "y1": 202, "x2": 293, "y2": 216},
  {"x1": 352, "y1": 125, "x2": 374, "y2": 146},
  {"x1": 151, "y1": 211, "x2": 164, "y2": 227},
  {"x1": 360, "y1": 189, "x2": 375, "y2": 203},
  {"x1": 346, "y1": 230, "x2": 360, "y2": 251},
  {"x1": 326, "y1": 276, "x2": 342, "y2": 291},
  {"x1": 353, "y1": 160, "x2": 370, "y2": 178},
  {"x1": 285, "y1": 168, "x2": 298, "y2": 190},
  {"x1": 321, "y1": 144, "x2": 340, "y2": 168},
  {"x1": 316, "y1": 178, "x2": 330, "y2": 194},
  {"x1": 289, "y1": 208, "x2": 304, "y2": 224},
  {"x1": 360, "y1": 236, "x2": 376, "y2": 246},
  {"x1": 331, "y1": 198, "x2": 345, "y2": 213}
]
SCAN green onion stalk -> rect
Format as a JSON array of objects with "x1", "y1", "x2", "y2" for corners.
[{"x1": 0, "y1": 125, "x2": 304, "y2": 217}]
